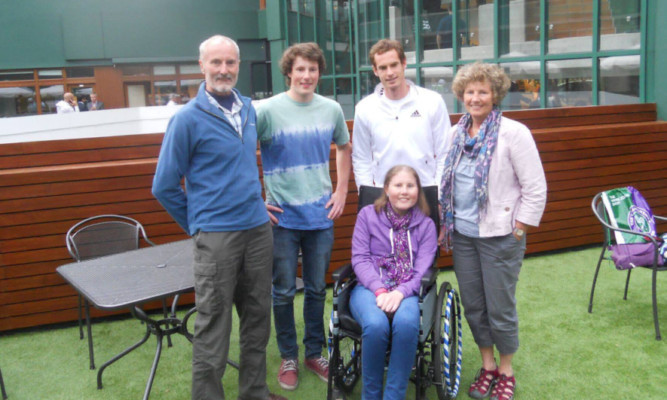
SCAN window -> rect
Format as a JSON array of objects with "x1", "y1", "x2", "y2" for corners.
[
  {"x1": 0, "y1": 67, "x2": 95, "y2": 116},
  {"x1": 0, "y1": 71, "x2": 34, "y2": 81},
  {"x1": 284, "y1": 0, "x2": 358, "y2": 118},
  {"x1": 276, "y1": 0, "x2": 645, "y2": 114},
  {"x1": 0, "y1": 86, "x2": 36, "y2": 117},
  {"x1": 39, "y1": 85, "x2": 65, "y2": 114},
  {"x1": 66, "y1": 67, "x2": 95, "y2": 78}
]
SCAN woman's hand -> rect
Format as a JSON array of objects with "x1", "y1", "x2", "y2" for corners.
[
  {"x1": 437, "y1": 228, "x2": 446, "y2": 249},
  {"x1": 513, "y1": 220, "x2": 529, "y2": 241},
  {"x1": 376, "y1": 290, "x2": 404, "y2": 313}
]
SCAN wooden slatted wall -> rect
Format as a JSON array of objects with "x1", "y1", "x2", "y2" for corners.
[{"x1": 1, "y1": 103, "x2": 665, "y2": 332}]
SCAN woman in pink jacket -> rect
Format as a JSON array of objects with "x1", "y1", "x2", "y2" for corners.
[{"x1": 438, "y1": 63, "x2": 547, "y2": 400}]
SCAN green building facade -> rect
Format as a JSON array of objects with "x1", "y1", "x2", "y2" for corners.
[{"x1": 2, "y1": 0, "x2": 666, "y2": 120}]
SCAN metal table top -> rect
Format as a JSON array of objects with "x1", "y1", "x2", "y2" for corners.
[{"x1": 57, "y1": 239, "x2": 194, "y2": 311}]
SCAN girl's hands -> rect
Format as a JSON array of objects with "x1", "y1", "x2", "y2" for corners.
[{"x1": 376, "y1": 290, "x2": 404, "y2": 313}]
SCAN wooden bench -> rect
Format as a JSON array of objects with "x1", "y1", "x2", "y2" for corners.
[{"x1": 1, "y1": 103, "x2": 665, "y2": 332}]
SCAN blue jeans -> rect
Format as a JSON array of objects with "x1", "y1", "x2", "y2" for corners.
[
  {"x1": 349, "y1": 285, "x2": 419, "y2": 400},
  {"x1": 272, "y1": 226, "x2": 333, "y2": 360}
]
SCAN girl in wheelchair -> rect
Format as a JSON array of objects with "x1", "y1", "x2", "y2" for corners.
[{"x1": 349, "y1": 165, "x2": 438, "y2": 400}]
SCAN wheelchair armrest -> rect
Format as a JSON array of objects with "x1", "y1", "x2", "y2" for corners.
[
  {"x1": 332, "y1": 263, "x2": 354, "y2": 283},
  {"x1": 420, "y1": 266, "x2": 438, "y2": 288}
]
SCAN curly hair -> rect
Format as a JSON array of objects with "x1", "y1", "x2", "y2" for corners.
[
  {"x1": 369, "y1": 39, "x2": 406, "y2": 67},
  {"x1": 279, "y1": 42, "x2": 326, "y2": 86},
  {"x1": 452, "y1": 62, "x2": 511, "y2": 105},
  {"x1": 373, "y1": 165, "x2": 430, "y2": 216}
]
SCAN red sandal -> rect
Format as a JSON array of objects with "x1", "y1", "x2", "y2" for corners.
[
  {"x1": 468, "y1": 367, "x2": 499, "y2": 399},
  {"x1": 490, "y1": 374, "x2": 516, "y2": 400}
]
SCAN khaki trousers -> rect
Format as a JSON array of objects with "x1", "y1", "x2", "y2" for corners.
[{"x1": 191, "y1": 223, "x2": 273, "y2": 400}]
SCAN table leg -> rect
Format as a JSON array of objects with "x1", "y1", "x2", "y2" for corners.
[
  {"x1": 132, "y1": 305, "x2": 184, "y2": 400},
  {"x1": 0, "y1": 366, "x2": 7, "y2": 400},
  {"x1": 85, "y1": 300, "x2": 95, "y2": 370},
  {"x1": 97, "y1": 324, "x2": 151, "y2": 390},
  {"x1": 142, "y1": 330, "x2": 165, "y2": 400},
  {"x1": 161, "y1": 299, "x2": 173, "y2": 348}
]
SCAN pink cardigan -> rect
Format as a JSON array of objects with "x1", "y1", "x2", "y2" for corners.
[{"x1": 446, "y1": 116, "x2": 547, "y2": 237}]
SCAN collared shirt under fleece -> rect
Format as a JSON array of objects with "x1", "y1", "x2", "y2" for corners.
[
  {"x1": 352, "y1": 80, "x2": 451, "y2": 189},
  {"x1": 351, "y1": 205, "x2": 437, "y2": 299},
  {"x1": 152, "y1": 82, "x2": 268, "y2": 235},
  {"x1": 256, "y1": 92, "x2": 350, "y2": 230}
]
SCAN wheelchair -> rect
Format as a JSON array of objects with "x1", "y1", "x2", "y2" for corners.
[{"x1": 327, "y1": 186, "x2": 463, "y2": 400}]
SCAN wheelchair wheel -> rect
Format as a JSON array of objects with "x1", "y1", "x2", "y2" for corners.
[
  {"x1": 432, "y1": 282, "x2": 462, "y2": 400},
  {"x1": 328, "y1": 335, "x2": 361, "y2": 396}
]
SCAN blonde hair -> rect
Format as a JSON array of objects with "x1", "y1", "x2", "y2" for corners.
[
  {"x1": 374, "y1": 165, "x2": 430, "y2": 215},
  {"x1": 452, "y1": 62, "x2": 511, "y2": 105}
]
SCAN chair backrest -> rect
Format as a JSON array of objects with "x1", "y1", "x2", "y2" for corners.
[
  {"x1": 592, "y1": 187, "x2": 657, "y2": 246},
  {"x1": 358, "y1": 185, "x2": 440, "y2": 232},
  {"x1": 592, "y1": 192, "x2": 614, "y2": 246},
  {"x1": 66, "y1": 214, "x2": 155, "y2": 261}
]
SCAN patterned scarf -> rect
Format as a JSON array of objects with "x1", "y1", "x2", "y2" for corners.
[
  {"x1": 439, "y1": 107, "x2": 502, "y2": 251},
  {"x1": 373, "y1": 205, "x2": 414, "y2": 290}
]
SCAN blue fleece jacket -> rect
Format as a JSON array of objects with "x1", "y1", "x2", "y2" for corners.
[{"x1": 152, "y1": 82, "x2": 268, "y2": 235}]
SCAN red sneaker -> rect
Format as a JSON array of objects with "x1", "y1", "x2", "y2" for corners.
[
  {"x1": 278, "y1": 359, "x2": 298, "y2": 390},
  {"x1": 304, "y1": 356, "x2": 329, "y2": 382}
]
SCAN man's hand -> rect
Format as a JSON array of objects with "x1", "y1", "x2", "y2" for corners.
[
  {"x1": 376, "y1": 290, "x2": 404, "y2": 313},
  {"x1": 326, "y1": 190, "x2": 347, "y2": 220},
  {"x1": 266, "y1": 204, "x2": 283, "y2": 225}
]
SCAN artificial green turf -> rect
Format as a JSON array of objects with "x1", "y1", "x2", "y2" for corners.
[{"x1": 1, "y1": 247, "x2": 665, "y2": 399}]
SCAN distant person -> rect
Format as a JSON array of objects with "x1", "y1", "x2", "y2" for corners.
[
  {"x1": 352, "y1": 39, "x2": 451, "y2": 190},
  {"x1": 88, "y1": 93, "x2": 104, "y2": 110},
  {"x1": 56, "y1": 92, "x2": 80, "y2": 114},
  {"x1": 166, "y1": 93, "x2": 182, "y2": 106},
  {"x1": 420, "y1": 0, "x2": 443, "y2": 50},
  {"x1": 27, "y1": 97, "x2": 37, "y2": 114},
  {"x1": 78, "y1": 96, "x2": 89, "y2": 112},
  {"x1": 436, "y1": 7, "x2": 467, "y2": 49}
]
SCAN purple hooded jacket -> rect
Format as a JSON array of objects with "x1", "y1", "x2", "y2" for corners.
[{"x1": 351, "y1": 204, "x2": 438, "y2": 298}]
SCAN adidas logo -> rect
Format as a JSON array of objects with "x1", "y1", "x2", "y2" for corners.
[{"x1": 410, "y1": 110, "x2": 421, "y2": 118}]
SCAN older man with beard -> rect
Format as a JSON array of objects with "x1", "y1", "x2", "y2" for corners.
[{"x1": 152, "y1": 35, "x2": 285, "y2": 400}]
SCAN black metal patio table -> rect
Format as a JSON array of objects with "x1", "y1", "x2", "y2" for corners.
[{"x1": 57, "y1": 239, "x2": 197, "y2": 400}]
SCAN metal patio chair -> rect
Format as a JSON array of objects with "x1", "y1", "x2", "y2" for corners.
[
  {"x1": 66, "y1": 214, "x2": 176, "y2": 368},
  {"x1": 0, "y1": 365, "x2": 7, "y2": 399},
  {"x1": 590, "y1": 190, "x2": 667, "y2": 340}
]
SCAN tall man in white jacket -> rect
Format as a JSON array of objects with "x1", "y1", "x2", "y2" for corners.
[{"x1": 352, "y1": 39, "x2": 451, "y2": 190}]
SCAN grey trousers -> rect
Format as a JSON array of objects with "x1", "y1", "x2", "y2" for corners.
[
  {"x1": 191, "y1": 223, "x2": 273, "y2": 400},
  {"x1": 452, "y1": 231, "x2": 526, "y2": 355}
]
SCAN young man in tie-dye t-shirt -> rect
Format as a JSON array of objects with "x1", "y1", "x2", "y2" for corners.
[{"x1": 256, "y1": 42, "x2": 351, "y2": 391}]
